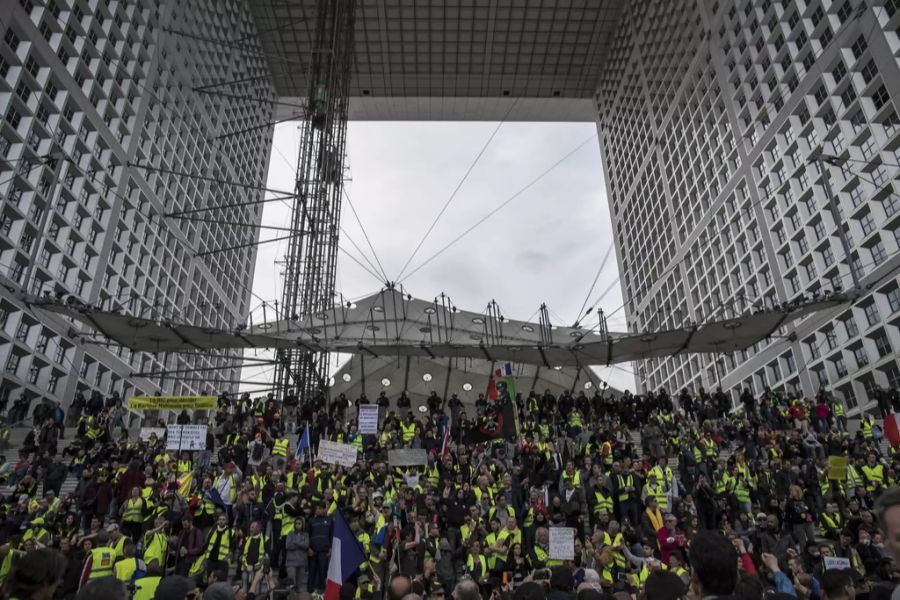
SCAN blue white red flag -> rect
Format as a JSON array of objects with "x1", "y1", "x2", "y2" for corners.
[{"x1": 324, "y1": 508, "x2": 366, "y2": 600}]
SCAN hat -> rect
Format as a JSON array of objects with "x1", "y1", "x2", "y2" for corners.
[
  {"x1": 757, "y1": 512, "x2": 767, "y2": 520},
  {"x1": 372, "y1": 491, "x2": 384, "y2": 499}
]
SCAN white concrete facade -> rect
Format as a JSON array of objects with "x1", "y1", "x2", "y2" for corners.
[
  {"x1": 596, "y1": 0, "x2": 900, "y2": 414},
  {"x1": 0, "y1": 0, "x2": 275, "y2": 411}
]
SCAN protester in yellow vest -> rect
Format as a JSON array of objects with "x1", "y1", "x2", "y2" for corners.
[{"x1": 81, "y1": 531, "x2": 116, "y2": 585}]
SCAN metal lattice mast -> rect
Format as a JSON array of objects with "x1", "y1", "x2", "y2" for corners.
[{"x1": 275, "y1": 0, "x2": 355, "y2": 403}]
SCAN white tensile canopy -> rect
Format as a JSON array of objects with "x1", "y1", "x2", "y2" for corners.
[
  {"x1": 329, "y1": 355, "x2": 621, "y2": 411},
  {"x1": 28, "y1": 288, "x2": 848, "y2": 367}
]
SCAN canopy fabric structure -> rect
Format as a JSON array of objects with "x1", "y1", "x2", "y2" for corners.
[
  {"x1": 26, "y1": 288, "x2": 849, "y2": 367},
  {"x1": 330, "y1": 355, "x2": 620, "y2": 411}
]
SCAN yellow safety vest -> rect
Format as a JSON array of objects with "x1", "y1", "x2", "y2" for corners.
[
  {"x1": 241, "y1": 534, "x2": 267, "y2": 570},
  {"x1": 273, "y1": 438, "x2": 289, "y2": 457},
  {"x1": 0, "y1": 549, "x2": 21, "y2": 585},
  {"x1": 400, "y1": 422, "x2": 416, "y2": 443},
  {"x1": 644, "y1": 483, "x2": 669, "y2": 511},
  {"x1": 594, "y1": 491, "x2": 613, "y2": 515},
  {"x1": 204, "y1": 527, "x2": 233, "y2": 563},
  {"x1": 114, "y1": 557, "x2": 137, "y2": 582},
  {"x1": 616, "y1": 474, "x2": 633, "y2": 501},
  {"x1": 862, "y1": 464, "x2": 884, "y2": 491},
  {"x1": 604, "y1": 531, "x2": 625, "y2": 568},
  {"x1": 466, "y1": 554, "x2": 487, "y2": 579},
  {"x1": 89, "y1": 547, "x2": 115, "y2": 579},
  {"x1": 123, "y1": 498, "x2": 144, "y2": 522},
  {"x1": 562, "y1": 470, "x2": 581, "y2": 487},
  {"x1": 862, "y1": 419, "x2": 874, "y2": 439},
  {"x1": 133, "y1": 575, "x2": 161, "y2": 600},
  {"x1": 143, "y1": 533, "x2": 167, "y2": 568}
]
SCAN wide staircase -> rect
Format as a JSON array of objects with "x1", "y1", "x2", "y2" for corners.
[
  {"x1": 626, "y1": 429, "x2": 733, "y2": 470},
  {"x1": 1, "y1": 426, "x2": 81, "y2": 499}
]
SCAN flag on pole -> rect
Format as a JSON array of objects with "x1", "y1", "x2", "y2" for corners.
[
  {"x1": 440, "y1": 414, "x2": 451, "y2": 460},
  {"x1": 885, "y1": 414, "x2": 900, "y2": 447},
  {"x1": 296, "y1": 423, "x2": 311, "y2": 459},
  {"x1": 497, "y1": 363, "x2": 520, "y2": 435},
  {"x1": 324, "y1": 508, "x2": 367, "y2": 600},
  {"x1": 467, "y1": 363, "x2": 518, "y2": 444},
  {"x1": 177, "y1": 471, "x2": 194, "y2": 498}
]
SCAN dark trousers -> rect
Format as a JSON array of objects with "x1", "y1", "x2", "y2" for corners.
[
  {"x1": 309, "y1": 550, "x2": 329, "y2": 592},
  {"x1": 616, "y1": 499, "x2": 640, "y2": 527},
  {"x1": 123, "y1": 521, "x2": 143, "y2": 543}
]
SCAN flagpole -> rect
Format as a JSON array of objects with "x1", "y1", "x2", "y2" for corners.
[{"x1": 307, "y1": 421, "x2": 313, "y2": 471}]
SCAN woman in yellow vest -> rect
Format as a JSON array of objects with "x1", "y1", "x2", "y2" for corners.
[
  {"x1": 120, "y1": 486, "x2": 146, "y2": 542},
  {"x1": 464, "y1": 539, "x2": 488, "y2": 583}
]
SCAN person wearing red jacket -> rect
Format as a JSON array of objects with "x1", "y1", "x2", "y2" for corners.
[{"x1": 657, "y1": 513, "x2": 687, "y2": 564}]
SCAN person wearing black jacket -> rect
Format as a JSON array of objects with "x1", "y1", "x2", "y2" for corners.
[
  {"x1": 306, "y1": 503, "x2": 333, "y2": 592},
  {"x1": 785, "y1": 484, "x2": 816, "y2": 547}
]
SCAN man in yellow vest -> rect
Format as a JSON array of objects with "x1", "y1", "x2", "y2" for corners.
[
  {"x1": 132, "y1": 564, "x2": 162, "y2": 600},
  {"x1": 241, "y1": 520, "x2": 268, "y2": 590},
  {"x1": 530, "y1": 527, "x2": 563, "y2": 568},
  {"x1": 400, "y1": 414, "x2": 417, "y2": 445},
  {"x1": 272, "y1": 435, "x2": 290, "y2": 470},
  {"x1": 833, "y1": 399, "x2": 847, "y2": 432},
  {"x1": 114, "y1": 542, "x2": 140, "y2": 583},
  {"x1": 200, "y1": 513, "x2": 233, "y2": 576},
  {"x1": 80, "y1": 530, "x2": 116, "y2": 587},
  {"x1": 862, "y1": 453, "x2": 885, "y2": 494},
  {"x1": 642, "y1": 472, "x2": 669, "y2": 512},
  {"x1": 861, "y1": 414, "x2": 875, "y2": 440}
]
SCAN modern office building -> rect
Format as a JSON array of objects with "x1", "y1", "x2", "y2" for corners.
[
  {"x1": 595, "y1": 0, "x2": 900, "y2": 413},
  {"x1": 3, "y1": 0, "x2": 900, "y2": 415},
  {"x1": 0, "y1": 0, "x2": 274, "y2": 409}
]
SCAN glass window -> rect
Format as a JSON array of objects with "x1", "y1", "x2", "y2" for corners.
[
  {"x1": 853, "y1": 346, "x2": 869, "y2": 368},
  {"x1": 875, "y1": 334, "x2": 892, "y2": 358},
  {"x1": 864, "y1": 303, "x2": 881, "y2": 326}
]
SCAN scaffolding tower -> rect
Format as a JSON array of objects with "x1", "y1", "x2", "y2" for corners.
[{"x1": 275, "y1": 0, "x2": 356, "y2": 403}]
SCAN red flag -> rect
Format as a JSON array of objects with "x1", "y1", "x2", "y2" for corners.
[
  {"x1": 885, "y1": 414, "x2": 900, "y2": 447},
  {"x1": 486, "y1": 371, "x2": 499, "y2": 401}
]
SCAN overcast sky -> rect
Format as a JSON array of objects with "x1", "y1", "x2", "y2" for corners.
[{"x1": 240, "y1": 121, "x2": 634, "y2": 393}]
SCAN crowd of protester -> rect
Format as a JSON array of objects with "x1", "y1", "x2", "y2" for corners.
[{"x1": 1, "y1": 382, "x2": 900, "y2": 600}]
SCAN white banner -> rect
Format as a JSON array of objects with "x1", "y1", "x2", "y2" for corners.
[
  {"x1": 549, "y1": 527, "x2": 575, "y2": 560},
  {"x1": 139, "y1": 427, "x2": 166, "y2": 441},
  {"x1": 318, "y1": 440, "x2": 358, "y2": 467},
  {"x1": 388, "y1": 448, "x2": 428, "y2": 467},
  {"x1": 824, "y1": 556, "x2": 851, "y2": 571},
  {"x1": 166, "y1": 425, "x2": 208, "y2": 451},
  {"x1": 358, "y1": 405, "x2": 379, "y2": 435}
]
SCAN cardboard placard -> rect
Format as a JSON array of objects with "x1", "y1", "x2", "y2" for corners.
[
  {"x1": 358, "y1": 405, "x2": 379, "y2": 435},
  {"x1": 318, "y1": 440, "x2": 358, "y2": 467},
  {"x1": 166, "y1": 425, "x2": 208, "y2": 451},
  {"x1": 827, "y1": 455, "x2": 849, "y2": 481},
  {"x1": 824, "y1": 556, "x2": 851, "y2": 570},
  {"x1": 388, "y1": 448, "x2": 428, "y2": 467},
  {"x1": 549, "y1": 527, "x2": 575, "y2": 560},
  {"x1": 128, "y1": 396, "x2": 217, "y2": 410},
  {"x1": 139, "y1": 427, "x2": 166, "y2": 441}
]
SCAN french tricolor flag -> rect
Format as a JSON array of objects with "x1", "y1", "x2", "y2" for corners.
[
  {"x1": 885, "y1": 414, "x2": 900, "y2": 447},
  {"x1": 324, "y1": 508, "x2": 366, "y2": 600}
]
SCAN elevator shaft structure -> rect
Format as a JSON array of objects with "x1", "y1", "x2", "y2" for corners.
[{"x1": 275, "y1": 0, "x2": 355, "y2": 403}]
